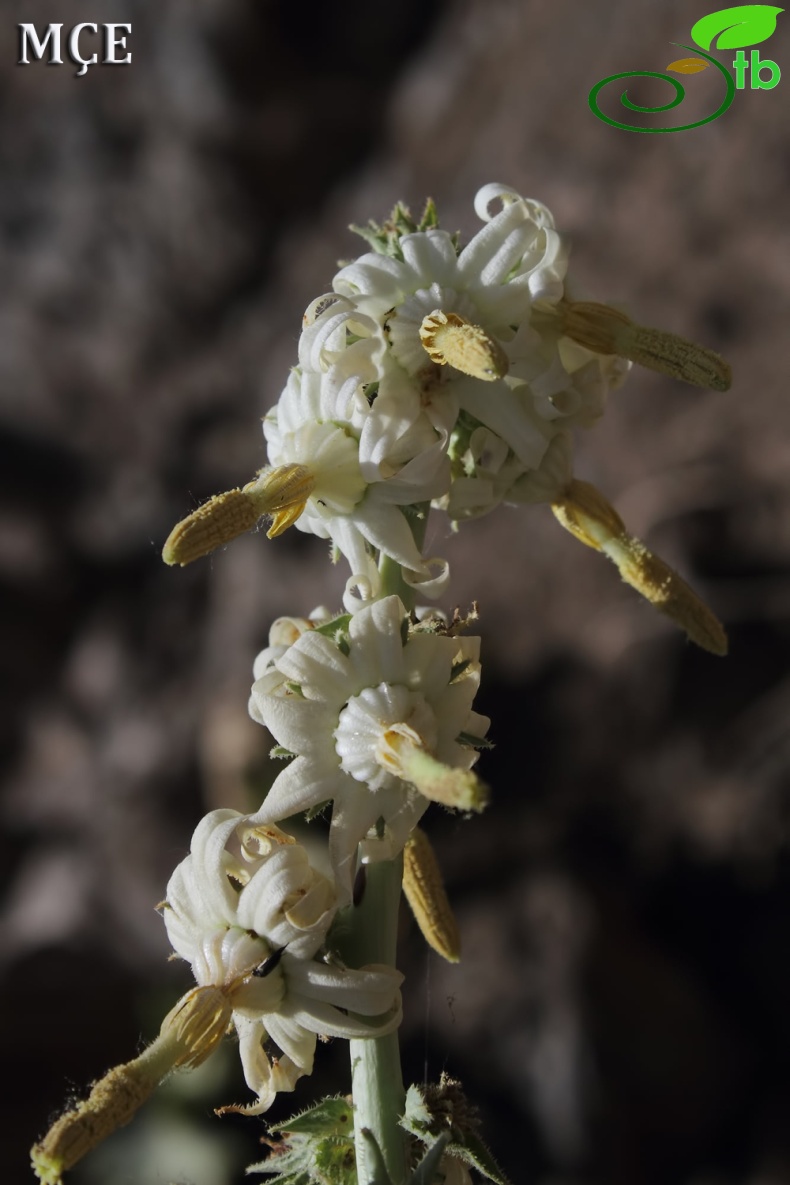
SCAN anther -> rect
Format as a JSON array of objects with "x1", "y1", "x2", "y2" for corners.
[
  {"x1": 162, "y1": 464, "x2": 315, "y2": 566},
  {"x1": 536, "y1": 300, "x2": 731, "y2": 391},
  {"x1": 403, "y1": 827, "x2": 461, "y2": 963},
  {"x1": 551, "y1": 479, "x2": 728, "y2": 655},
  {"x1": 419, "y1": 311, "x2": 510, "y2": 381}
]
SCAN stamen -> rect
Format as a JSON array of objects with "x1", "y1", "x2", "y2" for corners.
[
  {"x1": 30, "y1": 986, "x2": 232, "y2": 1184},
  {"x1": 162, "y1": 464, "x2": 315, "y2": 566},
  {"x1": 382, "y1": 728, "x2": 489, "y2": 812},
  {"x1": 537, "y1": 300, "x2": 731, "y2": 391},
  {"x1": 551, "y1": 479, "x2": 728, "y2": 655},
  {"x1": 419, "y1": 310, "x2": 510, "y2": 381},
  {"x1": 403, "y1": 827, "x2": 461, "y2": 963}
]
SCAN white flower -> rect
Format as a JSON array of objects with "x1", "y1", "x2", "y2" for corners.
[
  {"x1": 264, "y1": 362, "x2": 450, "y2": 599},
  {"x1": 248, "y1": 596, "x2": 489, "y2": 902},
  {"x1": 329, "y1": 183, "x2": 624, "y2": 473},
  {"x1": 163, "y1": 809, "x2": 403, "y2": 1114}
]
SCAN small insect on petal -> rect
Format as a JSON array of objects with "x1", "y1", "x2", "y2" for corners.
[
  {"x1": 419, "y1": 310, "x2": 510, "y2": 381},
  {"x1": 253, "y1": 947, "x2": 285, "y2": 978}
]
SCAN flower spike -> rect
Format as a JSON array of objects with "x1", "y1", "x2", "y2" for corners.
[{"x1": 551, "y1": 479, "x2": 728, "y2": 655}]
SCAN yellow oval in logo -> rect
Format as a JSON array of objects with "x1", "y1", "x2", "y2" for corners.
[{"x1": 666, "y1": 57, "x2": 710, "y2": 74}]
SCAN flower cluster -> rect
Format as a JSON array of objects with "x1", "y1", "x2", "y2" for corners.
[
  {"x1": 250, "y1": 595, "x2": 489, "y2": 903},
  {"x1": 162, "y1": 809, "x2": 404, "y2": 1113},
  {"x1": 151, "y1": 186, "x2": 730, "y2": 1120},
  {"x1": 152, "y1": 596, "x2": 488, "y2": 1116},
  {"x1": 164, "y1": 183, "x2": 729, "y2": 651}
]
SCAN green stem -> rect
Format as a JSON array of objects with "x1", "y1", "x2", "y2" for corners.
[
  {"x1": 378, "y1": 502, "x2": 430, "y2": 614},
  {"x1": 339, "y1": 505, "x2": 433, "y2": 1184},
  {"x1": 343, "y1": 856, "x2": 407, "y2": 1185}
]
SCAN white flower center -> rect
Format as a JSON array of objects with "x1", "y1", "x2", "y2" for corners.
[
  {"x1": 388, "y1": 284, "x2": 480, "y2": 375},
  {"x1": 333, "y1": 683, "x2": 439, "y2": 791}
]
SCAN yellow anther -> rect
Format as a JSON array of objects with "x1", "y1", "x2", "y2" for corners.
[
  {"x1": 419, "y1": 310, "x2": 510, "y2": 381},
  {"x1": 162, "y1": 464, "x2": 315, "y2": 566},
  {"x1": 403, "y1": 827, "x2": 461, "y2": 963},
  {"x1": 162, "y1": 487, "x2": 261, "y2": 567},
  {"x1": 551, "y1": 479, "x2": 727, "y2": 655},
  {"x1": 536, "y1": 299, "x2": 731, "y2": 391},
  {"x1": 160, "y1": 985, "x2": 233, "y2": 1069}
]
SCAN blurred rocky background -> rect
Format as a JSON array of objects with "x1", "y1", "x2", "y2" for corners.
[{"x1": 2, "y1": 0, "x2": 790, "y2": 1182}]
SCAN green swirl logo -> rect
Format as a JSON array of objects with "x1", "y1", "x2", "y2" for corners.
[{"x1": 589, "y1": 5, "x2": 783, "y2": 133}]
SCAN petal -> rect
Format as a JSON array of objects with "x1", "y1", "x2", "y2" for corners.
[
  {"x1": 325, "y1": 515, "x2": 377, "y2": 583},
  {"x1": 371, "y1": 439, "x2": 450, "y2": 505},
  {"x1": 285, "y1": 994, "x2": 402, "y2": 1039},
  {"x1": 457, "y1": 199, "x2": 535, "y2": 284},
  {"x1": 376, "y1": 785, "x2": 429, "y2": 856},
  {"x1": 252, "y1": 693, "x2": 337, "y2": 756},
  {"x1": 399, "y1": 230, "x2": 459, "y2": 288},
  {"x1": 235, "y1": 846, "x2": 326, "y2": 946},
  {"x1": 276, "y1": 631, "x2": 355, "y2": 703},
  {"x1": 234, "y1": 1014, "x2": 277, "y2": 1114},
  {"x1": 264, "y1": 1012, "x2": 317, "y2": 1075},
  {"x1": 403, "y1": 633, "x2": 454, "y2": 700},
  {"x1": 166, "y1": 810, "x2": 247, "y2": 931},
  {"x1": 286, "y1": 959, "x2": 404, "y2": 1016},
  {"x1": 352, "y1": 498, "x2": 428, "y2": 574},
  {"x1": 251, "y1": 757, "x2": 346, "y2": 824},
  {"x1": 328, "y1": 784, "x2": 383, "y2": 904},
  {"x1": 348, "y1": 595, "x2": 408, "y2": 687},
  {"x1": 457, "y1": 378, "x2": 552, "y2": 469}
]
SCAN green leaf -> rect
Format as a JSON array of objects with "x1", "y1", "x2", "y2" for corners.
[
  {"x1": 313, "y1": 613, "x2": 353, "y2": 639},
  {"x1": 456, "y1": 731, "x2": 495, "y2": 750},
  {"x1": 401, "y1": 1084, "x2": 434, "y2": 1138},
  {"x1": 269, "y1": 745, "x2": 296, "y2": 760},
  {"x1": 358, "y1": 1128, "x2": 393, "y2": 1185},
  {"x1": 417, "y1": 197, "x2": 439, "y2": 231},
  {"x1": 690, "y1": 4, "x2": 783, "y2": 50},
  {"x1": 410, "y1": 1134, "x2": 449, "y2": 1185},
  {"x1": 304, "y1": 798, "x2": 332, "y2": 822},
  {"x1": 276, "y1": 1098, "x2": 355, "y2": 1137},
  {"x1": 448, "y1": 1131, "x2": 511, "y2": 1185}
]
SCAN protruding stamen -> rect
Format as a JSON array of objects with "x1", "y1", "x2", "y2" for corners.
[
  {"x1": 551, "y1": 479, "x2": 728, "y2": 655},
  {"x1": 403, "y1": 827, "x2": 461, "y2": 963},
  {"x1": 419, "y1": 310, "x2": 510, "y2": 381},
  {"x1": 537, "y1": 300, "x2": 731, "y2": 391},
  {"x1": 264, "y1": 462, "x2": 316, "y2": 538},
  {"x1": 162, "y1": 464, "x2": 315, "y2": 566},
  {"x1": 381, "y1": 726, "x2": 489, "y2": 812},
  {"x1": 160, "y1": 984, "x2": 233, "y2": 1069},
  {"x1": 31, "y1": 986, "x2": 232, "y2": 1185}
]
